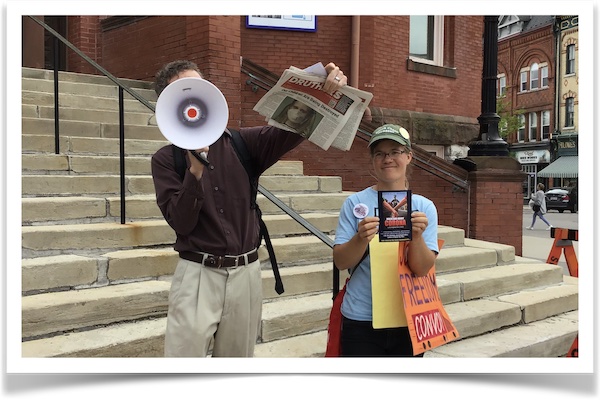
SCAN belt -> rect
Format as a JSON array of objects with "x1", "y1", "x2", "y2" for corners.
[{"x1": 179, "y1": 250, "x2": 259, "y2": 269}]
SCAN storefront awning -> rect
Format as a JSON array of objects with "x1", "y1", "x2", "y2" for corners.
[{"x1": 537, "y1": 155, "x2": 578, "y2": 178}]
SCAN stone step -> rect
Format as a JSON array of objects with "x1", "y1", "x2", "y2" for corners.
[
  {"x1": 22, "y1": 135, "x2": 168, "y2": 155},
  {"x1": 21, "y1": 77, "x2": 156, "y2": 102},
  {"x1": 22, "y1": 154, "x2": 153, "y2": 175},
  {"x1": 22, "y1": 67, "x2": 155, "y2": 92},
  {"x1": 22, "y1": 226, "x2": 467, "y2": 292},
  {"x1": 22, "y1": 90, "x2": 153, "y2": 114},
  {"x1": 27, "y1": 104, "x2": 154, "y2": 126},
  {"x1": 440, "y1": 262, "x2": 564, "y2": 300},
  {"x1": 22, "y1": 118, "x2": 164, "y2": 141},
  {"x1": 21, "y1": 280, "x2": 578, "y2": 357},
  {"x1": 425, "y1": 310, "x2": 578, "y2": 357},
  {"x1": 22, "y1": 173, "x2": 342, "y2": 197},
  {"x1": 22, "y1": 151, "x2": 305, "y2": 176},
  {"x1": 22, "y1": 190, "x2": 349, "y2": 224},
  {"x1": 22, "y1": 280, "x2": 171, "y2": 339},
  {"x1": 21, "y1": 214, "x2": 340, "y2": 256}
]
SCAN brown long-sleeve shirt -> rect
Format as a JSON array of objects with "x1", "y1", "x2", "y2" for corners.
[{"x1": 151, "y1": 126, "x2": 304, "y2": 256}]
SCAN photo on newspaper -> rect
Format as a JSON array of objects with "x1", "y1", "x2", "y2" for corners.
[
  {"x1": 378, "y1": 190, "x2": 412, "y2": 242},
  {"x1": 268, "y1": 96, "x2": 324, "y2": 139},
  {"x1": 253, "y1": 63, "x2": 373, "y2": 151}
]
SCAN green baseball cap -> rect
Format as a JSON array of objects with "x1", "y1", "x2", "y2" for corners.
[{"x1": 368, "y1": 124, "x2": 411, "y2": 149}]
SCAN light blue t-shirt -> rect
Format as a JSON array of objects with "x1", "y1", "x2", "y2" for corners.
[{"x1": 334, "y1": 187, "x2": 439, "y2": 321}]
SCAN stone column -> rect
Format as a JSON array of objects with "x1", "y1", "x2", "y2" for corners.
[{"x1": 467, "y1": 157, "x2": 527, "y2": 256}]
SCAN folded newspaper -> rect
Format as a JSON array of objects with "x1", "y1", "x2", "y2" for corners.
[{"x1": 253, "y1": 63, "x2": 373, "y2": 151}]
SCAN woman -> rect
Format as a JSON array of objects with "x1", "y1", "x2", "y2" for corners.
[
  {"x1": 332, "y1": 124, "x2": 439, "y2": 357},
  {"x1": 272, "y1": 99, "x2": 317, "y2": 137},
  {"x1": 527, "y1": 183, "x2": 553, "y2": 230}
]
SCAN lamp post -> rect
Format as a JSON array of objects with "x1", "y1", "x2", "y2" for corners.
[{"x1": 468, "y1": 15, "x2": 509, "y2": 157}]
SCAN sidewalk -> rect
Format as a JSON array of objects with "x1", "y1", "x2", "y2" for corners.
[{"x1": 521, "y1": 232, "x2": 578, "y2": 277}]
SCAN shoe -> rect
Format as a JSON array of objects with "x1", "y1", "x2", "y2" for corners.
[
  {"x1": 546, "y1": 225, "x2": 553, "y2": 231},
  {"x1": 526, "y1": 226, "x2": 533, "y2": 230}
]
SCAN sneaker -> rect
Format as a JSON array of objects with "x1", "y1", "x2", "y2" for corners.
[
  {"x1": 526, "y1": 226, "x2": 533, "y2": 230},
  {"x1": 546, "y1": 225, "x2": 553, "y2": 231}
]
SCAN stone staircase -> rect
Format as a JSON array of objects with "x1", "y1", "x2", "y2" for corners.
[{"x1": 20, "y1": 67, "x2": 578, "y2": 358}]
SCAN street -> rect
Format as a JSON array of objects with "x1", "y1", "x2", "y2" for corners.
[{"x1": 521, "y1": 206, "x2": 579, "y2": 276}]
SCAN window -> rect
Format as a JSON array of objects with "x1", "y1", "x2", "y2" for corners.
[
  {"x1": 530, "y1": 63, "x2": 539, "y2": 90},
  {"x1": 498, "y1": 75, "x2": 506, "y2": 97},
  {"x1": 565, "y1": 97, "x2": 574, "y2": 127},
  {"x1": 566, "y1": 44, "x2": 575, "y2": 75},
  {"x1": 518, "y1": 114, "x2": 525, "y2": 142},
  {"x1": 529, "y1": 112, "x2": 537, "y2": 141},
  {"x1": 541, "y1": 111, "x2": 550, "y2": 140},
  {"x1": 541, "y1": 65, "x2": 548, "y2": 87},
  {"x1": 520, "y1": 71, "x2": 528, "y2": 92},
  {"x1": 409, "y1": 15, "x2": 444, "y2": 66}
]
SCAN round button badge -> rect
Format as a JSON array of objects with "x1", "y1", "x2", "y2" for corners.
[{"x1": 353, "y1": 203, "x2": 369, "y2": 219}]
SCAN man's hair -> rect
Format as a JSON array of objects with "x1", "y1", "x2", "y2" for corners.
[{"x1": 154, "y1": 60, "x2": 203, "y2": 96}]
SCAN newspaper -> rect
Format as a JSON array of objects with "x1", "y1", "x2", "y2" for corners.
[{"x1": 253, "y1": 63, "x2": 373, "y2": 151}]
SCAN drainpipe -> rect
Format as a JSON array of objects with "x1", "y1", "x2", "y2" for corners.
[{"x1": 351, "y1": 16, "x2": 360, "y2": 88}]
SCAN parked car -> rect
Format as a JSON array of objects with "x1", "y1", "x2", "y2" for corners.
[{"x1": 545, "y1": 187, "x2": 578, "y2": 213}]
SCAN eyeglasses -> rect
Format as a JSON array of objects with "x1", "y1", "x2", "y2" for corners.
[{"x1": 372, "y1": 149, "x2": 409, "y2": 161}]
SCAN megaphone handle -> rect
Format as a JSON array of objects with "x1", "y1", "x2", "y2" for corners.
[{"x1": 190, "y1": 150, "x2": 210, "y2": 167}]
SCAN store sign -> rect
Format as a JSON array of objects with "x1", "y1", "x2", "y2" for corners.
[{"x1": 516, "y1": 150, "x2": 550, "y2": 164}]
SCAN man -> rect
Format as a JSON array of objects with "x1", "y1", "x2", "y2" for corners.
[{"x1": 151, "y1": 59, "x2": 347, "y2": 357}]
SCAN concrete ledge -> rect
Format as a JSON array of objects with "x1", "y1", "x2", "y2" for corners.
[
  {"x1": 261, "y1": 293, "x2": 330, "y2": 342},
  {"x1": 22, "y1": 318, "x2": 166, "y2": 358},
  {"x1": 255, "y1": 330, "x2": 326, "y2": 358},
  {"x1": 435, "y1": 246, "x2": 498, "y2": 273},
  {"x1": 425, "y1": 314, "x2": 578, "y2": 357},
  {"x1": 22, "y1": 255, "x2": 99, "y2": 293},
  {"x1": 22, "y1": 281, "x2": 170, "y2": 339},
  {"x1": 464, "y1": 238, "x2": 515, "y2": 264},
  {"x1": 445, "y1": 299, "x2": 522, "y2": 340},
  {"x1": 498, "y1": 284, "x2": 579, "y2": 323},
  {"x1": 22, "y1": 197, "x2": 107, "y2": 223},
  {"x1": 442, "y1": 263, "x2": 564, "y2": 300}
]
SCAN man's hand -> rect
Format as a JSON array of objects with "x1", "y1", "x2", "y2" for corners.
[
  {"x1": 187, "y1": 147, "x2": 209, "y2": 180},
  {"x1": 323, "y1": 62, "x2": 347, "y2": 94}
]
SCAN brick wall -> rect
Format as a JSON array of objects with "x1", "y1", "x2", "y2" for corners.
[
  {"x1": 67, "y1": 16, "x2": 101, "y2": 75},
  {"x1": 63, "y1": 15, "x2": 489, "y2": 237}
]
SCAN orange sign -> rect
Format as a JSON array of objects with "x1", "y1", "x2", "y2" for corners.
[{"x1": 398, "y1": 239, "x2": 460, "y2": 355}]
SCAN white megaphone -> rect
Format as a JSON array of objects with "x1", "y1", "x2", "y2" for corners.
[{"x1": 155, "y1": 77, "x2": 229, "y2": 153}]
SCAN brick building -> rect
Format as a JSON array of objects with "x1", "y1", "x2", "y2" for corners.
[{"x1": 22, "y1": 15, "x2": 527, "y2": 254}]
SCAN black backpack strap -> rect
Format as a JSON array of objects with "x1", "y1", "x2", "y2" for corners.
[
  {"x1": 229, "y1": 129, "x2": 284, "y2": 295},
  {"x1": 171, "y1": 144, "x2": 187, "y2": 181}
]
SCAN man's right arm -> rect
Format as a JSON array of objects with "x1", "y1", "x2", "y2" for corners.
[{"x1": 151, "y1": 147, "x2": 204, "y2": 235}]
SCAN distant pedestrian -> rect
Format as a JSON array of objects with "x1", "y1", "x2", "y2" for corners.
[{"x1": 527, "y1": 183, "x2": 553, "y2": 230}]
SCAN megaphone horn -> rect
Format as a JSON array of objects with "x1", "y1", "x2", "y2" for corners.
[{"x1": 155, "y1": 77, "x2": 229, "y2": 152}]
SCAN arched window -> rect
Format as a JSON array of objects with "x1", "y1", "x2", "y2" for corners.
[{"x1": 530, "y1": 63, "x2": 539, "y2": 90}]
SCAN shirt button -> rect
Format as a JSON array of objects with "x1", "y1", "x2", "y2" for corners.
[
  {"x1": 219, "y1": 209, "x2": 224, "y2": 214},
  {"x1": 209, "y1": 165, "x2": 215, "y2": 170},
  {"x1": 214, "y1": 187, "x2": 219, "y2": 191}
]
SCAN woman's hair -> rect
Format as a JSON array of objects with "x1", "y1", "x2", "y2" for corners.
[
  {"x1": 537, "y1": 183, "x2": 545, "y2": 191},
  {"x1": 272, "y1": 100, "x2": 316, "y2": 136},
  {"x1": 154, "y1": 60, "x2": 203, "y2": 96}
]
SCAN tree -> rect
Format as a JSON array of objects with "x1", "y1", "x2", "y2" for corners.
[{"x1": 496, "y1": 95, "x2": 524, "y2": 140}]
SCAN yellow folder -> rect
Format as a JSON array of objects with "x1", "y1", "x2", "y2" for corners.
[{"x1": 369, "y1": 235, "x2": 407, "y2": 328}]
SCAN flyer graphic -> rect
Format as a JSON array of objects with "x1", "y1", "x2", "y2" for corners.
[{"x1": 378, "y1": 190, "x2": 412, "y2": 242}]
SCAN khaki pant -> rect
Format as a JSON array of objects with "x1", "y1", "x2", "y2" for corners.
[{"x1": 164, "y1": 257, "x2": 263, "y2": 357}]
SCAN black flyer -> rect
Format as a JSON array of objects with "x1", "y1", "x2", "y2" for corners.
[{"x1": 377, "y1": 190, "x2": 412, "y2": 242}]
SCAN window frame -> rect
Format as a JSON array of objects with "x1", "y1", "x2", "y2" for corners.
[
  {"x1": 497, "y1": 74, "x2": 507, "y2": 97},
  {"x1": 565, "y1": 97, "x2": 575, "y2": 127},
  {"x1": 520, "y1": 70, "x2": 528, "y2": 92},
  {"x1": 530, "y1": 63, "x2": 539, "y2": 90},
  {"x1": 541, "y1": 110, "x2": 550, "y2": 140},
  {"x1": 540, "y1": 65, "x2": 548, "y2": 88},
  {"x1": 518, "y1": 114, "x2": 526, "y2": 142},
  {"x1": 528, "y1": 112, "x2": 537, "y2": 141},
  {"x1": 409, "y1": 15, "x2": 444, "y2": 67},
  {"x1": 566, "y1": 44, "x2": 575, "y2": 75}
]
